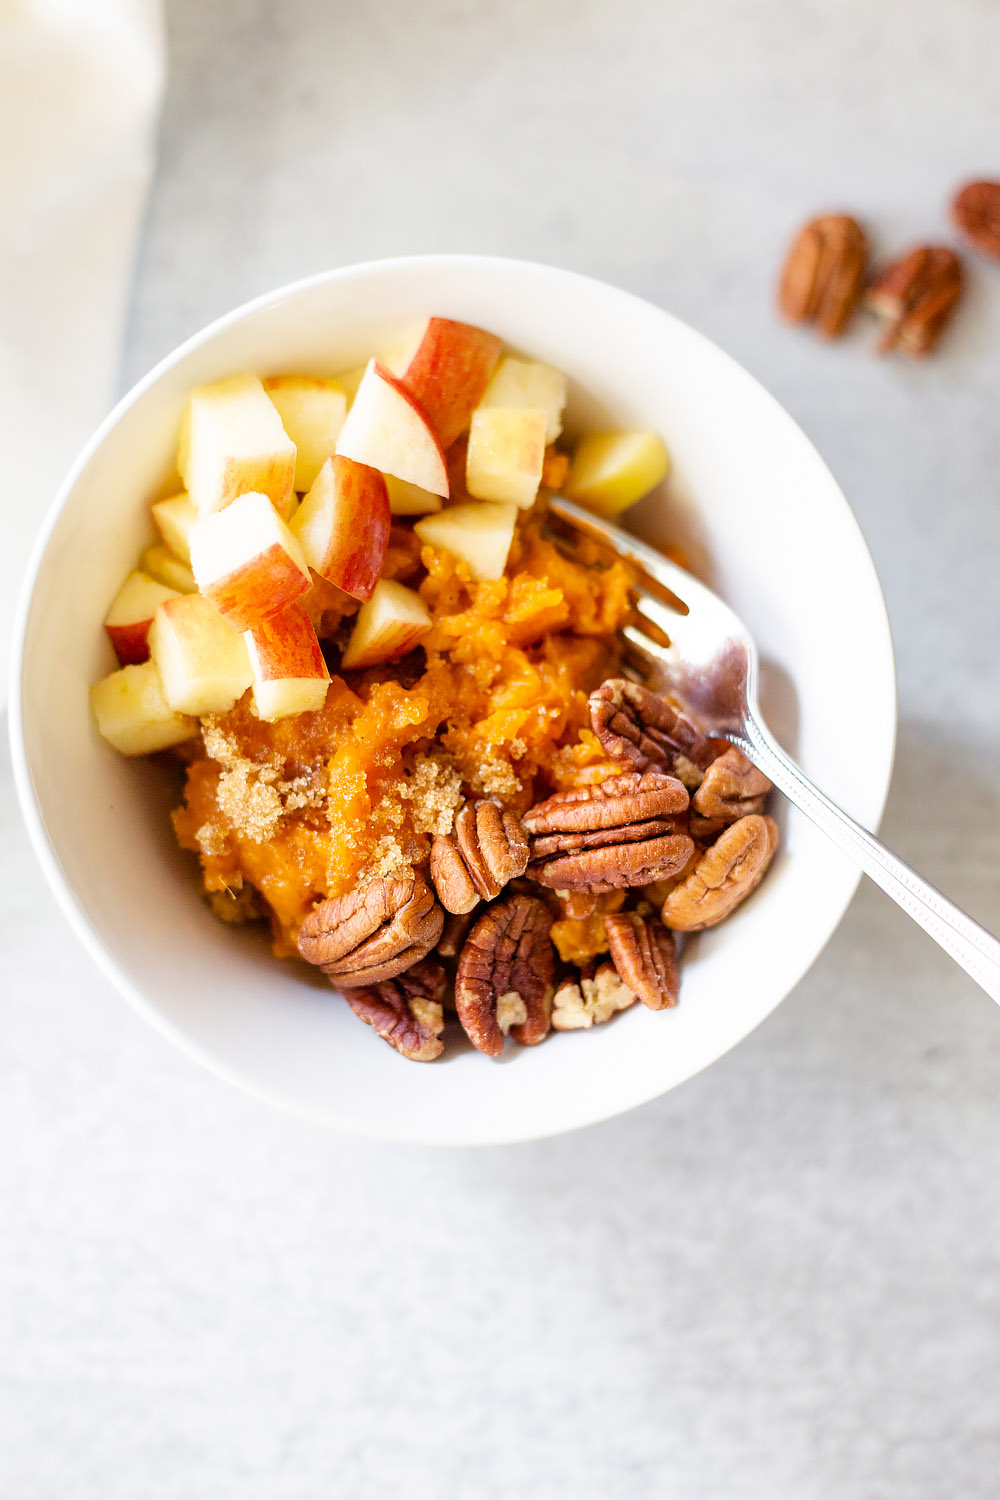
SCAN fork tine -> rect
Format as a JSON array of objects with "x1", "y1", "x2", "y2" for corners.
[{"x1": 548, "y1": 495, "x2": 712, "y2": 614}]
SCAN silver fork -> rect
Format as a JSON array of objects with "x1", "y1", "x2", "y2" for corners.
[{"x1": 549, "y1": 495, "x2": 1000, "y2": 1004}]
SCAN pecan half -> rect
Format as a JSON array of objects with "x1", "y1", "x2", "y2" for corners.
[
  {"x1": 524, "y1": 771, "x2": 694, "y2": 894},
  {"x1": 551, "y1": 962, "x2": 636, "y2": 1030},
  {"x1": 866, "y1": 246, "x2": 964, "y2": 357},
  {"x1": 952, "y1": 181, "x2": 1000, "y2": 261},
  {"x1": 589, "y1": 679, "x2": 713, "y2": 776},
  {"x1": 662, "y1": 814, "x2": 779, "y2": 931},
  {"x1": 691, "y1": 746, "x2": 771, "y2": 824},
  {"x1": 454, "y1": 895, "x2": 555, "y2": 1056},
  {"x1": 429, "y1": 801, "x2": 530, "y2": 914},
  {"x1": 778, "y1": 214, "x2": 867, "y2": 338},
  {"x1": 605, "y1": 911, "x2": 679, "y2": 1010},
  {"x1": 344, "y1": 959, "x2": 447, "y2": 1062},
  {"x1": 298, "y1": 877, "x2": 444, "y2": 987}
]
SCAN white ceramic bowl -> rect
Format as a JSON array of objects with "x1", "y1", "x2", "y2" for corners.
[{"x1": 9, "y1": 255, "x2": 896, "y2": 1145}]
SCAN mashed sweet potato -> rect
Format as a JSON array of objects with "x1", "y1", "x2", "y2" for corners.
[{"x1": 173, "y1": 510, "x2": 634, "y2": 958}]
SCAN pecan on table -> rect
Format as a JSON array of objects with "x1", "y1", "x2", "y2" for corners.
[
  {"x1": 952, "y1": 181, "x2": 1000, "y2": 261},
  {"x1": 605, "y1": 911, "x2": 679, "y2": 1011},
  {"x1": 430, "y1": 801, "x2": 530, "y2": 915},
  {"x1": 662, "y1": 814, "x2": 779, "y2": 932},
  {"x1": 523, "y1": 771, "x2": 694, "y2": 894},
  {"x1": 551, "y1": 962, "x2": 637, "y2": 1030},
  {"x1": 689, "y1": 746, "x2": 771, "y2": 840},
  {"x1": 344, "y1": 959, "x2": 447, "y2": 1062},
  {"x1": 777, "y1": 214, "x2": 868, "y2": 338},
  {"x1": 454, "y1": 894, "x2": 555, "y2": 1056},
  {"x1": 297, "y1": 877, "x2": 444, "y2": 987},
  {"x1": 866, "y1": 246, "x2": 964, "y2": 357},
  {"x1": 589, "y1": 679, "x2": 713, "y2": 781}
]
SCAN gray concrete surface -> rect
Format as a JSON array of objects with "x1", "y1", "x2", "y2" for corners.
[{"x1": 3, "y1": 1, "x2": 999, "y2": 1495}]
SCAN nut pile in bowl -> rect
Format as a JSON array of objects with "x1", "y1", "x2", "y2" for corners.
[{"x1": 90, "y1": 317, "x2": 779, "y2": 1062}]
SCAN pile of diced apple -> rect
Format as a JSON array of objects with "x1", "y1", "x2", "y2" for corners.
[{"x1": 91, "y1": 315, "x2": 671, "y2": 756}]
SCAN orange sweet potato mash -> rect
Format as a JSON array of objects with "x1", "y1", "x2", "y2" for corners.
[{"x1": 173, "y1": 510, "x2": 634, "y2": 960}]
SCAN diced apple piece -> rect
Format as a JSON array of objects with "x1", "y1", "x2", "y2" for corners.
[
  {"x1": 383, "y1": 318, "x2": 503, "y2": 448},
  {"x1": 480, "y1": 356, "x2": 567, "y2": 444},
  {"x1": 564, "y1": 432, "x2": 671, "y2": 517},
  {"x1": 333, "y1": 364, "x2": 368, "y2": 406},
  {"x1": 151, "y1": 491, "x2": 199, "y2": 564},
  {"x1": 335, "y1": 360, "x2": 448, "y2": 497},
  {"x1": 289, "y1": 455, "x2": 389, "y2": 602},
  {"x1": 383, "y1": 474, "x2": 442, "y2": 516},
  {"x1": 263, "y1": 375, "x2": 348, "y2": 491},
  {"x1": 141, "y1": 544, "x2": 197, "y2": 594},
  {"x1": 148, "y1": 594, "x2": 253, "y2": 716},
  {"x1": 244, "y1": 603, "x2": 330, "y2": 721},
  {"x1": 179, "y1": 373, "x2": 297, "y2": 518},
  {"x1": 90, "y1": 660, "x2": 196, "y2": 755},
  {"x1": 414, "y1": 502, "x2": 517, "y2": 582},
  {"x1": 104, "y1": 570, "x2": 181, "y2": 665},
  {"x1": 465, "y1": 407, "x2": 547, "y2": 509},
  {"x1": 189, "y1": 491, "x2": 311, "y2": 631},
  {"x1": 341, "y1": 579, "x2": 432, "y2": 670}
]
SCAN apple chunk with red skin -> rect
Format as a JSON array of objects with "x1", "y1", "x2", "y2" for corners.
[
  {"x1": 340, "y1": 579, "x2": 432, "y2": 670},
  {"x1": 149, "y1": 593, "x2": 253, "y2": 716},
  {"x1": 335, "y1": 360, "x2": 449, "y2": 498},
  {"x1": 289, "y1": 455, "x2": 389, "y2": 602},
  {"x1": 179, "y1": 373, "x2": 297, "y2": 518},
  {"x1": 104, "y1": 570, "x2": 181, "y2": 665},
  {"x1": 244, "y1": 602, "x2": 330, "y2": 721},
  {"x1": 189, "y1": 490, "x2": 311, "y2": 631},
  {"x1": 384, "y1": 318, "x2": 502, "y2": 449}
]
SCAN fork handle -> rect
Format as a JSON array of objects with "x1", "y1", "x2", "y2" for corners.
[{"x1": 733, "y1": 717, "x2": 1000, "y2": 1005}]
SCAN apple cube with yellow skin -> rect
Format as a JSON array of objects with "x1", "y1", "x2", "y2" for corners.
[
  {"x1": 149, "y1": 593, "x2": 253, "y2": 716},
  {"x1": 383, "y1": 317, "x2": 502, "y2": 448},
  {"x1": 179, "y1": 373, "x2": 297, "y2": 518},
  {"x1": 189, "y1": 491, "x2": 312, "y2": 631},
  {"x1": 384, "y1": 474, "x2": 442, "y2": 516},
  {"x1": 244, "y1": 602, "x2": 330, "y2": 721},
  {"x1": 564, "y1": 432, "x2": 671, "y2": 517},
  {"x1": 479, "y1": 357, "x2": 567, "y2": 444},
  {"x1": 263, "y1": 375, "x2": 348, "y2": 491},
  {"x1": 465, "y1": 407, "x2": 547, "y2": 509},
  {"x1": 335, "y1": 360, "x2": 449, "y2": 497},
  {"x1": 290, "y1": 456, "x2": 389, "y2": 601},
  {"x1": 151, "y1": 491, "x2": 199, "y2": 564},
  {"x1": 104, "y1": 570, "x2": 181, "y2": 665},
  {"x1": 141, "y1": 543, "x2": 197, "y2": 594},
  {"x1": 90, "y1": 659, "x2": 196, "y2": 755},
  {"x1": 341, "y1": 579, "x2": 432, "y2": 670},
  {"x1": 414, "y1": 502, "x2": 517, "y2": 582}
]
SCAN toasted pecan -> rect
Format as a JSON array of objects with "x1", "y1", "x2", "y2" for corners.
[
  {"x1": 691, "y1": 746, "x2": 771, "y2": 824},
  {"x1": 454, "y1": 895, "x2": 555, "y2": 1056},
  {"x1": 430, "y1": 801, "x2": 530, "y2": 914},
  {"x1": 605, "y1": 911, "x2": 679, "y2": 1010},
  {"x1": 866, "y1": 246, "x2": 964, "y2": 357},
  {"x1": 551, "y1": 962, "x2": 637, "y2": 1030},
  {"x1": 778, "y1": 214, "x2": 867, "y2": 338},
  {"x1": 589, "y1": 679, "x2": 713, "y2": 776},
  {"x1": 524, "y1": 771, "x2": 692, "y2": 893},
  {"x1": 297, "y1": 877, "x2": 444, "y2": 987},
  {"x1": 344, "y1": 959, "x2": 447, "y2": 1061},
  {"x1": 952, "y1": 181, "x2": 1000, "y2": 261},
  {"x1": 662, "y1": 814, "x2": 779, "y2": 931}
]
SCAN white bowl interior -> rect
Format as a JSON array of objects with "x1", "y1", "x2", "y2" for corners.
[{"x1": 11, "y1": 257, "x2": 895, "y2": 1144}]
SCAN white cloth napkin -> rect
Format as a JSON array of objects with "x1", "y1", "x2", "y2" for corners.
[{"x1": 0, "y1": 0, "x2": 164, "y2": 708}]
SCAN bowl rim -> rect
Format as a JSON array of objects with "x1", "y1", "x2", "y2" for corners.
[{"x1": 7, "y1": 252, "x2": 897, "y2": 1142}]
